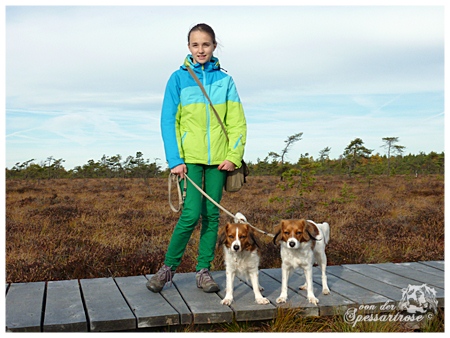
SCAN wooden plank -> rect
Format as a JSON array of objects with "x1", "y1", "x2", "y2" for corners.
[
  {"x1": 297, "y1": 267, "x2": 358, "y2": 314},
  {"x1": 115, "y1": 275, "x2": 179, "y2": 328},
  {"x1": 212, "y1": 271, "x2": 276, "y2": 321},
  {"x1": 344, "y1": 263, "x2": 445, "y2": 307},
  {"x1": 145, "y1": 274, "x2": 193, "y2": 325},
  {"x1": 419, "y1": 260, "x2": 444, "y2": 271},
  {"x1": 344, "y1": 263, "x2": 426, "y2": 287},
  {"x1": 172, "y1": 272, "x2": 233, "y2": 324},
  {"x1": 43, "y1": 280, "x2": 88, "y2": 332},
  {"x1": 3, "y1": 261, "x2": 445, "y2": 332},
  {"x1": 399, "y1": 262, "x2": 443, "y2": 277},
  {"x1": 326, "y1": 265, "x2": 399, "y2": 304},
  {"x1": 5, "y1": 281, "x2": 45, "y2": 332},
  {"x1": 263, "y1": 268, "x2": 354, "y2": 316},
  {"x1": 370, "y1": 262, "x2": 444, "y2": 289},
  {"x1": 303, "y1": 266, "x2": 391, "y2": 309},
  {"x1": 260, "y1": 269, "x2": 319, "y2": 316},
  {"x1": 80, "y1": 277, "x2": 136, "y2": 331}
]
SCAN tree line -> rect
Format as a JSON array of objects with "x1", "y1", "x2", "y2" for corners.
[{"x1": 5, "y1": 137, "x2": 444, "y2": 180}]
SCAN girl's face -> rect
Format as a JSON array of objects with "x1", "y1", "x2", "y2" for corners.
[{"x1": 188, "y1": 30, "x2": 216, "y2": 64}]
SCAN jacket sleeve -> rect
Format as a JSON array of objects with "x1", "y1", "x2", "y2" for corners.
[
  {"x1": 160, "y1": 72, "x2": 185, "y2": 169},
  {"x1": 224, "y1": 77, "x2": 247, "y2": 167}
]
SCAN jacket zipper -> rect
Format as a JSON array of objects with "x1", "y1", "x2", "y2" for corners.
[{"x1": 203, "y1": 66, "x2": 212, "y2": 165}]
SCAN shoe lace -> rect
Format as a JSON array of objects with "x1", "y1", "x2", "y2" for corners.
[
  {"x1": 157, "y1": 265, "x2": 174, "y2": 287},
  {"x1": 197, "y1": 268, "x2": 213, "y2": 287}
]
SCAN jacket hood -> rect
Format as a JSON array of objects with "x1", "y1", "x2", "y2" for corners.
[{"x1": 182, "y1": 54, "x2": 221, "y2": 71}]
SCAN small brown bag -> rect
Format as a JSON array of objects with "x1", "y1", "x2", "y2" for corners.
[
  {"x1": 224, "y1": 159, "x2": 249, "y2": 192},
  {"x1": 187, "y1": 66, "x2": 248, "y2": 192}
]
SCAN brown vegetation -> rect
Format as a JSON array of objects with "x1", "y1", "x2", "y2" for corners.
[{"x1": 5, "y1": 175, "x2": 444, "y2": 283}]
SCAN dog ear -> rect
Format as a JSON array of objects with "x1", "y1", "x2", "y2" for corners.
[
  {"x1": 217, "y1": 223, "x2": 229, "y2": 247},
  {"x1": 304, "y1": 220, "x2": 320, "y2": 241},
  {"x1": 247, "y1": 225, "x2": 261, "y2": 249},
  {"x1": 272, "y1": 221, "x2": 283, "y2": 246}
]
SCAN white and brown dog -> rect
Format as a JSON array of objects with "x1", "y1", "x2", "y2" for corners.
[
  {"x1": 217, "y1": 213, "x2": 270, "y2": 305},
  {"x1": 273, "y1": 219, "x2": 330, "y2": 305}
]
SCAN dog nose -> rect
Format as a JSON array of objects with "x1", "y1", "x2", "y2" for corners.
[
  {"x1": 233, "y1": 244, "x2": 240, "y2": 251},
  {"x1": 289, "y1": 241, "x2": 296, "y2": 248}
]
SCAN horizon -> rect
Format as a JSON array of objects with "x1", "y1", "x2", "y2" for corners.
[{"x1": 6, "y1": 146, "x2": 444, "y2": 171}]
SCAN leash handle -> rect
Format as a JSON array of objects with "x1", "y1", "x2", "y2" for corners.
[{"x1": 168, "y1": 174, "x2": 187, "y2": 213}]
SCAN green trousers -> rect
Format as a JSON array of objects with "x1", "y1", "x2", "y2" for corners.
[{"x1": 164, "y1": 164, "x2": 226, "y2": 271}]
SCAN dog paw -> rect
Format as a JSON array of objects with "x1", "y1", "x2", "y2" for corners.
[
  {"x1": 299, "y1": 283, "x2": 307, "y2": 290},
  {"x1": 259, "y1": 285, "x2": 265, "y2": 291},
  {"x1": 308, "y1": 296, "x2": 319, "y2": 305},
  {"x1": 323, "y1": 288, "x2": 330, "y2": 295},
  {"x1": 256, "y1": 297, "x2": 270, "y2": 305},
  {"x1": 276, "y1": 296, "x2": 287, "y2": 304},
  {"x1": 221, "y1": 298, "x2": 233, "y2": 306}
]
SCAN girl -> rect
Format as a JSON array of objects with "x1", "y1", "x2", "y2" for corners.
[{"x1": 147, "y1": 23, "x2": 247, "y2": 293}]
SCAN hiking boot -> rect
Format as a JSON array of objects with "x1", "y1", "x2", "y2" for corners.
[
  {"x1": 196, "y1": 268, "x2": 219, "y2": 293},
  {"x1": 146, "y1": 264, "x2": 175, "y2": 293}
]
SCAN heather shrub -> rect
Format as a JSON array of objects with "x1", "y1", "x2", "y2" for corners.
[{"x1": 5, "y1": 175, "x2": 444, "y2": 282}]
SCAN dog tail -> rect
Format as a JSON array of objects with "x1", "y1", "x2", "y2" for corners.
[
  {"x1": 234, "y1": 212, "x2": 247, "y2": 223},
  {"x1": 321, "y1": 222, "x2": 330, "y2": 245},
  {"x1": 309, "y1": 220, "x2": 330, "y2": 245}
]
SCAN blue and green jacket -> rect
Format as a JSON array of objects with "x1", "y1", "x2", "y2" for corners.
[{"x1": 161, "y1": 55, "x2": 247, "y2": 169}]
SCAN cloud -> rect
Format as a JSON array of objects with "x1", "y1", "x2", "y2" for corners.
[{"x1": 5, "y1": 5, "x2": 445, "y2": 169}]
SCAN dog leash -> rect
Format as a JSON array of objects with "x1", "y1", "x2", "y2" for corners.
[
  {"x1": 168, "y1": 173, "x2": 275, "y2": 238},
  {"x1": 168, "y1": 173, "x2": 187, "y2": 212}
]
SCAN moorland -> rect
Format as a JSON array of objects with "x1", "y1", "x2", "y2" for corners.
[{"x1": 5, "y1": 174, "x2": 444, "y2": 283}]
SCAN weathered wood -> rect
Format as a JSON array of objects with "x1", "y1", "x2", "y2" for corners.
[
  {"x1": 263, "y1": 268, "x2": 355, "y2": 316},
  {"x1": 145, "y1": 274, "x2": 193, "y2": 325},
  {"x1": 5, "y1": 281, "x2": 45, "y2": 332},
  {"x1": 344, "y1": 263, "x2": 424, "y2": 287},
  {"x1": 326, "y1": 265, "x2": 400, "y2": 304},
  {"x1": 4, "y1": 261, "x2": 445, "y2": 331},
  {"x1": 305, "y1": 266, "x2": 391, "y2": 309},
  {"x1": 212, "y1": 271, "x2": 276, "y2": 321},
  {"x1": 305, "y1": 266, "x2": 358, "y2": 314},
  {"x1": 43, "y1": 280, "x2": 88, "y2": 332},
  {"x1": 370, "y1": 262, "x2": 444, "y2": 289},
  {"x1": 401, "y1": 262, "x2": 443, "y2": 277},
  {"x1": 419, "y1": 260, "x2": 444, "y2": 271},
  {"x1": 115, "y1": 275, "x2": 179, "y2": 328},
  {"x1": 344, "y1": 263, "x2": 445, "y2": 307},
  {"x1": 80, "y1": 277, "x2": 136, "y2": 331},
  {"x1": 259, "y1": 269, "x2": 319, "y2": 316},
  {"x1": 172, "y1": 272, "x2": 233, "y2": 324}
]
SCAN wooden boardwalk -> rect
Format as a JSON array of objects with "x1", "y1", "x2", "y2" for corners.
[{"x1": 5, "y1": 261, "x2": 444, "y2": 332}]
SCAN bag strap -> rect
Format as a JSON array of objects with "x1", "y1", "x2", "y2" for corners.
[{"x1": 186, "y1": 66, "x2": 229, "y2": 142}]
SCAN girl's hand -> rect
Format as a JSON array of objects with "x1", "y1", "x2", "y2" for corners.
[
  {"x1": 218, "y1": 160, "x2": 236, "y2": 172},
  {"x1": 171, "y1": 164, "x2": 187, "y2": 178}
]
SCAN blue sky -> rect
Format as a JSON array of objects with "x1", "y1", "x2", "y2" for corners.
[{"x1": 4, "y1": 3, "x2": 446, "y2": 170}]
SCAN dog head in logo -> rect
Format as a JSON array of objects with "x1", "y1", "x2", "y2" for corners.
[{"x1": 398, "y1": 284, "x2": 438, "y2": 314}]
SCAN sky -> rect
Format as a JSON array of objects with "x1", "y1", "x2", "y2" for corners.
[{"x1": 4, "y1": 2, "x2": 446, "y2": 170}]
